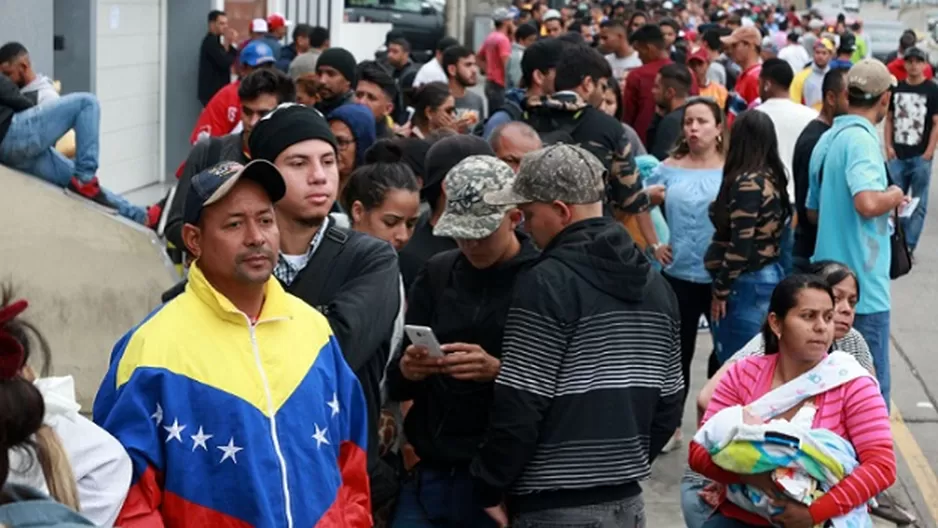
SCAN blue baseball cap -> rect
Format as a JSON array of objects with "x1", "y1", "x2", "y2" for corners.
[
  {"x1": 183, "y1": 160, "x2": 286, "y2": 225},
  {"x1": 240, "y1": 41, "x2": 276, "y2": 67}
]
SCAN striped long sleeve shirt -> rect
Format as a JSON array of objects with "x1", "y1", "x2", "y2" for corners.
[{"x1": 689, "y1": 353, "x2": 896, "y2": 525}]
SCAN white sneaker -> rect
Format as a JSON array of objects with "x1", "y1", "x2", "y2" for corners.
[{"x1": 661, "y1": 429, "x2": 684, "y2": 453}]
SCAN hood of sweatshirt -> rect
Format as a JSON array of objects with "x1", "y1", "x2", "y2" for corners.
[
  {"x1": 327, "y1": 103, "x2": 377, "y2": 168},
  {"x1": 542, "y1": 216, "x2": 651, "y2": 302}
]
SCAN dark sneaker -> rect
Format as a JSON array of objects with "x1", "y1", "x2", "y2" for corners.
[
  {"x1": 67, "y1": 176, "x2": 117, "y2": 211},
  {"x1": 872, "y1": 489, "x2": 917, "y2": 525}
]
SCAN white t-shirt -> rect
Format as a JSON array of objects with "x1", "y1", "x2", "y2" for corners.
[
  {"x1": 754, "y1": 98, "x2": 819, "y2": 198},
  {"x1": 778, "y1": 44, "x2": 811, "y2": 75},
  {"x1": 605, "y1": 52, "x2": 642, "y2": 83},
  {"x1": 412, "y1": 59, "x2": 448, "y2": 88}
]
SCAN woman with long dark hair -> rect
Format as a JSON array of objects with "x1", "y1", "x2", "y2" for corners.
[
  {"x1": 689, "y1": 274, "x2": 895, "y2": 527},
  {"x1": 0, "y1": 288, "x2": 100, "y2": 526},
  {"x1": 705, "y1": 110, "x2": 791, "y2": 365},
  {"x1": 408, "y1": 82, "x2": 457, "y2": 139}
]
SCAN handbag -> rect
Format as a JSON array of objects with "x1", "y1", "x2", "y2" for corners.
[{"x1": 890, "y1": 208, "x2": 912, "y2": 279}]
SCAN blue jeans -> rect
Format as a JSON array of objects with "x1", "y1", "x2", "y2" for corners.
[
  {"x1": 701, "y1": 512, "x2": 759, "y2": 527},
  {"x1": 888, "y1": 156, "x2": 931, "y2": 251},
  {"x1": 680, "y1": 474, "x2": 714, "y2": 528},
  {"x1": 513, "y1": 495, "x2": 646, "y2": 528},
  {"x1": 0, "y1": 93, "x2": 146, "y2": 224},
  {"x1": 712, "y1": 262, "x2": 784, "y2": 364},
  {"x1": 390, "y1": 466, "x2": 496, "y2": 528},
  {"x1": 853, "y1": 311, "x2": 891, "y2": 410},
  {"x1": 778, "y1": 223, "x2": 795, "y2": 276}
]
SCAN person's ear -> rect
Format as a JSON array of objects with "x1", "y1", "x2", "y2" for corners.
[
  {"x1": 385, "y1": 99, "x2": 395, "y2": 117},
  {"x1": 181, "y1": 224, "x2": 203, "y2": 260},
  {"x1": 447, "y1": 64, "x2": 456, "y2": 78},
  {"x1": 508, "y1": 208, "x2": 523, "y2": 229},
  {"x1": 350, "y1": 200, "x2": 366, "y2": 225},
  {"x1": 532, "y1": 69, "x2": 544, "y2": 87},
  {"x1": 879, "y1": 91, "x2": 891, "y2": 108},
  {"x1": 767, "y1": 312, "x2": 783, "y2": 339},
  {"x1": 581, "y1": 75, "x2": 595, "y2": 96},
  {"x1": 552, "y1": 200, "x2": 573, "y2": 225}
]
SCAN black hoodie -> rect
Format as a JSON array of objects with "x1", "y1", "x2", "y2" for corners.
[
  {"x1": 0, "y1": 75, "x2": 34, "y2": 144},
  {"x1": 469, "y1": 217, "x2": 684, "y2": 515},
  {"x1": 386, "y1": 232, "x2": 539, "y2": 467}
]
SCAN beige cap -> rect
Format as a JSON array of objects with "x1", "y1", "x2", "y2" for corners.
[
  {"x1": 847, "y1": 59, "x2": 898, "y2": 99},
  {"x1": 720, "y1": 26, "x2": 762, "y2": 47}
]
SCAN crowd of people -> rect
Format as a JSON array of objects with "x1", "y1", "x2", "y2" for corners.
[{"x1": 0, "y1": 0, "x2": 933, "y2": 526}]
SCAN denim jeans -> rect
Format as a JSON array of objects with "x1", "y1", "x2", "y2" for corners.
[
  {"x1": 0, "y1": 93, "x2": 146, "y2": 224},
  {"x1": 390, "y1": 466, "x2": 496, "y2": 528},
  {"x1": 680, "y1": 474, "x2": 714, "y2": 528},
  {"x1": 853, "y1": 311, "x2": 891, "y2": 410},
  {"x1": 887, "y1": 156, "x2": 931, "y2": 251},
  {"x1": 513, "y1": 494, "x2": 645, "y2": 528},
  {"x1": 778, "y1": 223, "x2": 795, "y2": 276},
  {"x1": 701, "y1": 512, "x2": 758, "y2": 527},
  {"x1": 712, "y1": 262, "x2": 784, "y2": 364}
]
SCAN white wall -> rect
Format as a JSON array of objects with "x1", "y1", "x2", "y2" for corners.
[
  {"x1": 95, "y1": 0, "x2": 164, "y2": 194},
  {"x1": 0, "y1": 0, "x2": 55, "y2": 76}
]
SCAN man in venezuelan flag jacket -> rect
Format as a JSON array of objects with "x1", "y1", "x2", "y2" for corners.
[
  {"x1": 93, "y1": 262, "x2": 372, "y2": 527},
  {"x1": 94, "y1": 156, "x2": 372, "y2": 528}
]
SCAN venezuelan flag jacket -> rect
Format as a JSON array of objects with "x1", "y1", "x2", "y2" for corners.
[{"x1": 93, "y1": 264, "x2": 372, "y2": 527}]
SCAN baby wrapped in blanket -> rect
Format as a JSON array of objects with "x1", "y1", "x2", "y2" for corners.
[{"x1": 693, "y1": 351, "x2": 875, "y2": 528}]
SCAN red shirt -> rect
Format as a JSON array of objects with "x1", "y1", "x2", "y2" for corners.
[
  {"x1": 478, "y1": 32, "x2": 511, "y2": 87},
  {"x1": 735, "y1": 62, "x2": 762, "y2": 106},
  {"x1": 622, "y1": 58, "x2": 672, "y2": 145},
  {"x1": 887, "y1": 57, "x2": 934, "y2": 83},
  {"x1": 189, "y1": 81, "x2": 242, "y2": 145}
]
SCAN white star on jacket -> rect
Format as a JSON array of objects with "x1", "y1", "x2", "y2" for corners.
[
  {"x1": 312, "y1": 423, "x2": 330, "y2": 449},
  {"x1": 151, "y1": 403, "x2": 163, "y2": 424},
  {"x1": 327, "y1": 392, "x2": 340, "y2": 417},
  {"x1": 164, "y1": 418, "x2": 186, "y2": 443},
  {"x1": 218, "y1": 437, "x2": 243, "y2": 464},
  {"x1": 191, "y1": 426, "x2": 213, "y2": 451}
]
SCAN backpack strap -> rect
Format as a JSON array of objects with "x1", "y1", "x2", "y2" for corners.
[
  {"x1": 287, "y1": 224, "x2": 349, "y2": 315},
  {"x1": 206, "y1": 136, "x2": 224, "y2": 165}
]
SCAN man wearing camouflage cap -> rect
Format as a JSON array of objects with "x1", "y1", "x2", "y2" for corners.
[
  {"x1": 470, "y1": 144, "x2": 683, "y2": 527},
  {"x1": 385, "y1": 155, "x2": 539, "y2": 526}
]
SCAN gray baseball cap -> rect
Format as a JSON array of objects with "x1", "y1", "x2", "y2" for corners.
[
  {"x1": 493, "y1": 7, "x2": 513, "y2": 22},
  {"x1": 433, "y1": 156, "x2": 516, "y2": 240},
  {"x1": 484, "y1": 144, "x2": 605, "y2": 207}
]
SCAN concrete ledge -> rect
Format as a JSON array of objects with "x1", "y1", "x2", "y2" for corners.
[{"x1": 0, "y1": 167, "x2": 177, "y2": 410}]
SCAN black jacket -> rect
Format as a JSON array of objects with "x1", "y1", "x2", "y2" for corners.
[
  {"x1": 524, "y1": 92, "x2": 649, "y2": 214},
  {"x1": 0, "y1": 75, "x2": 34, "y2": 144},
  {"x1": 398, "y1": 211, "x2": 458, "y2": 290},
  {"x1": 470, "y1": 217, "x2": 684, "y2": 514},
  {"x1": 198, "y1": 33, "x2": 236, "y2": 106},
  {"x1": 386, "y1": 233, "x2": 539, "y2": 467},
  {"x1": 165, "y1": 133, "x2": 247, "y2": 249},
  {"x1": 316, "y1": 91, "x2": 355, "y2": 116}
]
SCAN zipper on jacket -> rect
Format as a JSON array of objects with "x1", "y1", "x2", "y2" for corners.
[{"x1": 247, "y1": 319, "x2": 294, "y2": 528}]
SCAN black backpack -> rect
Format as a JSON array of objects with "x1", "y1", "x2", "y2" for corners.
[{"x1": 524, "y1": 108, "x2": 586, "y2": 146}]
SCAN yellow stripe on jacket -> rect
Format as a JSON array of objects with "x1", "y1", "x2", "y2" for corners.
[{"x1": 115, "y1": 264, "x2": 333, "y2": 417}]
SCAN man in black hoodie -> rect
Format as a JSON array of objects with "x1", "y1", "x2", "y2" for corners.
[
  {"x1": 315, "y1": 48, "x2": 357, "y2": 115},
  {"x1": 476, "y1": 144, "x2": 684, "y2": 526},
  {"x1": 523, "y1": 43, "x2": 649, "y2": 215},
  {"x1": 198, "y1": 10, "x2": 237, "y2": 106},
  {"x1": 386, "y1": 155, "x2": 539, "y2": 526}
]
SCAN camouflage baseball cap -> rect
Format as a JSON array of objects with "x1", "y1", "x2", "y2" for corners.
[
  {"x1": 433, "y1": 156, "x2": 516, "y2": 240},
  {"x1": 484, "y1": 144, "x2": 605, "y2": 206}
]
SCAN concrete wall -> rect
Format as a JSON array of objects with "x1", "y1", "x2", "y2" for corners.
[
  {"x1": 54, "y1": 0, "x2": 96, "y2": 94},
  {"x1": 165, "y1": 0, "x2": 214, "y2": 178},
  {"x1": 0, "y1": 0, "x2": 55, "y2": 75},
  {"x1": 0, "y1": 167, "x2": 177, "y2": 410}
]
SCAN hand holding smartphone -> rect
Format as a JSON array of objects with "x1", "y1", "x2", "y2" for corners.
[{"x1": 404, "y1": 325, "x2": 444, "y2": 358}]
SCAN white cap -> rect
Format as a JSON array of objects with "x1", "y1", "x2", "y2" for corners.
[
  {"x1": 544, "y1": 9, "x2": 562, "y2": 21},
  {"x1": 251, "y1": 18, "x2": 269, "y2": 33},
  {"x1": 663, "y1": 1, "x2": 674, "y2": 9}
]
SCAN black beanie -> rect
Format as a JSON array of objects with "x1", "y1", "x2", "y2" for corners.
[
  {"x1": 316, "y1": 48, "x2": 358, "y2": 85},
  {"x1": 424, "y1": 135, "x2": 495, "y2": 191},
  {"x1": 249, "y1": 103, "x2": 337, "y2": 162},
  {"x1": 392, "y1": 137, "x2": 431, "y2": 180}
]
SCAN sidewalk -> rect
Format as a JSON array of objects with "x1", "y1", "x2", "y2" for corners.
[{"x1": 643, "y1": 336, "x2": 909, "y2": 527}]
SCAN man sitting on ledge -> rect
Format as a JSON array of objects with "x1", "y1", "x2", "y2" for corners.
[{"x1": 0, "y1": 64, "x2": 147, "y2": 224}]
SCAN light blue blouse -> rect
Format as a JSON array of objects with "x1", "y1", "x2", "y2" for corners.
[{"x1": 646, "y1": 164, "x2": 723, "y2": 284}]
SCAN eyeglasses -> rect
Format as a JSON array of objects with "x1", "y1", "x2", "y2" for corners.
[{"x1": 335, "y1": 136, "x2": 355, "y2": 150}]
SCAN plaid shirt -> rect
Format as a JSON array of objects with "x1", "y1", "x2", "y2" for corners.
[{"x1": 273, "y1": 217, "x2": 330, "y2": 286}]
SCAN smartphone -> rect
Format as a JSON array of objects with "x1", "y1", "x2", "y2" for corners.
[{"x1": 404, "y1": 325, "x2": 444, "y2": 358}]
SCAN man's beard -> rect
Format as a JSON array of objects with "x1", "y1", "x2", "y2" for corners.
[{"x1": 458, "y1": 75, "x2": 477, "y2": 88}]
